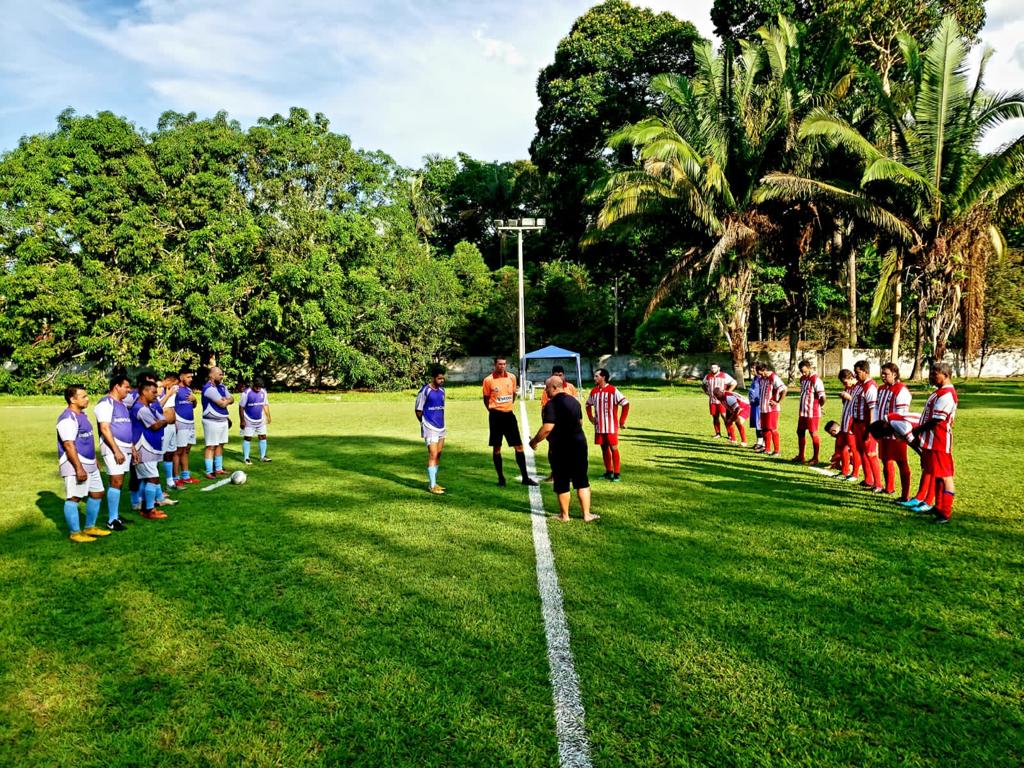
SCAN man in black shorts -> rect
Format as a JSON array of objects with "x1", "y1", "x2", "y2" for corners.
[
  {"x1": 529, "y1": 376, "x2": 598, "y2": 522},
  {"x1": 482, "y1": 357, "x2": 537, "y2": 486}
]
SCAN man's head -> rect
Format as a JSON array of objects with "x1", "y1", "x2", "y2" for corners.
[
  {"x1": 798, "y1": 359, "x2": 812, "y2": 376},
  {"x1": 136, "y1": 373, "x2": 157, "y2": 391},
  {"x1": 138, "y1": 381, "x2": 158, "y2": 405},
  {"x1": 178, "y1": 366, "x2": 193, "y2": 387},
  {"x1": 427, "y1": 363, "x2": 446, "y2": 387},
  {"x1": 594, "y1": 368, "x2": 610, "y2": 386},
  {"x1": 551, "y1": 364, "x2": 567, "y2": 381},
  {"x1": 756, "y1": 362, "x2": 771, "y2": 378},
  {"x1": 854, "y1": 360, "x2": 871, "y2": 381},
  {"x1": 824, "y1": 419, "x2": 840, "y2": 437},
  {"x1": 838, "y1": 368, "x2": 855, "y2": 387},
  {"x1": 713, "y1": 388, "x2": 727, "y2": 402},
  {"x1": 64, "y1": 384, "x2": 88, "y2": 410},
  {"x1": 929, "y1": 361, "x2": 953, "y2": 386},
  {"x1": 108, "y1": 373, "x2": 131, "y2": 399},
  {"x1": 544, "y1": 375, "x2": 565, "y2": 399},
  {"x1": 710, "y1": 363, "x2": 721, "y2": 375},
  {"x1": 252, "y1": 376, "x2": 265, "y2": 391},
  {"x1": 208, "y1": 366, "x2": 223, "y2": 384},
  {"x1": 881, "y1": 362, "x2": 900, "y2": 386},
  {"x1": 493, "y1": 357, "x2": 507, "y2": 376},
  {"x1": 163, "y1": 372, "x2": 179, "y2": 388}
]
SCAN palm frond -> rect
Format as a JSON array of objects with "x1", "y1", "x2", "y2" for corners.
[
  {"x1": 799, "y1": 110, "x2": 884, "y2": 161},
  {"x1": 869, "y1": 247, "x2": 901, "y2": 327},
  {"x1": 956, "y1": 132, "x2": 1024, "y2": 212}
]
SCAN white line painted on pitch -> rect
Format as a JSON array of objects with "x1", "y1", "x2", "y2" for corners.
[
  {"x1": 199, "y1": 477, "x2": 232, "y2": 492},
  {"x1": 520, "y1": 401, "x2": 593, "y2": 768}
]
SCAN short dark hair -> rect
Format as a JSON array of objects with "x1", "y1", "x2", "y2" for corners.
[
  {"x1": 253, "y1": 376, "x2": 265, "y2": 388},
  {"x1": 427, "y1": 363, "x2": 447, "y2": 378},
  {"x1": 824, "y1": 419, "x2": 839, "y2": 433},
  {"x1": 178, "y1": 365, "x2": 193, "y2": 376},
  {"x1": 854, "y1": 360, "x2": 870, "y2": 374},
  {"x1": 595, "y1": 368, "x2": 610, "y2": 381},
  {"x1": 494, "y1": 356, "x2": 507, "y2": 363},
  {"x1": 136, "y1": 374, "x2": 156, "y2": 390},
  {"x1": 164, "y1": 371, "x2": 179, "y2": 381},
  {"x1": 551, "y1": 364, "x2": 565, "y2": 375},
  {"x1": 64, "y1": 384, "x2": 85, "y2": 404},
  {"x1": 838, "y1": 368, "x2": 854, "y2": 381},
  {"x1": 881, "y1": 362, "x2": 901, "y2": 380},
  {"x1": 932, "y1": 361, "x2": 953, "y2": 377},
  {"x1": 798, "y1": 359, "x2": 811, "y2": 369},
  {"x1": 109, "y1": 373, "x2": 130, "y2": 390},
  {"x1": 139, "y1": 380, "x2": 157, "y2": 394},
  {"x1": 755, "y1": 362, "x2": 770, "y2": 373}
]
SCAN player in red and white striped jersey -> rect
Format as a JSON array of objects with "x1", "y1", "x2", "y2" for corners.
[
  {"x1": 755, "y1": 363, "x2": 787, "y2": 456},
  {"x1": 793, "y1": 360, "x2": 826, "y2": 464},
  {"x1": 702, "y1": 363, "x2": 737, "y2": 438},
  {"x1": 851, "y1": 360, "x2": 882, "y2": 490},
  {"x1": 907, "y1": 362, "x2": 958, "y2": 522},
  {"x1": 875, "y1": 362, "x2": 913, "y2": 500},
  {"x1": 715, "y1": 389, "x2": 749, "y2": 445},
  {"x1": 586, "y1": 368, "x2": 630, "y2": 482},
  {"x1": 831, "y1": 369, "x2": 861, "y2": 480}
]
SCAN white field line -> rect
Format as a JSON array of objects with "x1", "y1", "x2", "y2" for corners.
[
  {"x1": 520, "y1": 401, "x2": 593, "y2": 768},
  {"x1": 199, "y1": 477, "x2": 232, "y2": 492},
  {"x1": 809, "y1": 466, "x2": 836, "y2": 476}
]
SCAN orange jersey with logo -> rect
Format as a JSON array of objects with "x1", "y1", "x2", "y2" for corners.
[
  {"x1": 483, "y1": 373, "x2": 517, "y2": 412},
  {"x1": 540, "y1": 381, "x2": 577, "y2": 408}
]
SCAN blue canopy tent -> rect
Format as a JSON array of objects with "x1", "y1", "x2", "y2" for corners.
[{"x1": 521, "y1": 345, "x2": 583, "y2": 399}]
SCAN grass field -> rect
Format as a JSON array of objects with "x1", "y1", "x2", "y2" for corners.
[{"x1": 1, "y1": 382, "x2": 1022, "y2": 767}]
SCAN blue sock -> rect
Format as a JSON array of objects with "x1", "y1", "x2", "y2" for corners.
[
  {"x1": 181, "y1": 470, "x2": 190, "y2": 480},
  {"x1": 164, "y1": 461, "x2": 175, "y2": 485},
  {"x1": 427, "y1": 465, "x2": 438, "y2": 487},
  {"x1": 242, "y1": 441, "x2": 251, "y2": 461},
  {"x1": 130, "y1": 489, "x2": 141, "y2": 506},
  {"x1": 259, "y1": 440, "x2": 267, "y2": 459},
  {"x1": 106, "y1": 488, "x2": 121, "y2": 523},
  {"x1": 205, "y1": 457, "x2": 214, "y2": 475},
  {"x1": 155, "y1": 485, "x2": 165, "y2": 502},
  {"x1": 85, "y1": 496, "x2": 101, "y2": 528},
  {"x1": 143, "y1": 483, "x2": 157, "y2": 510},
  {"x1": 64, "y1": 500, "x2": 80, "y2": 533},
  {"x1": 214, "y1": 455, "x2": 223, "y2": 472}
]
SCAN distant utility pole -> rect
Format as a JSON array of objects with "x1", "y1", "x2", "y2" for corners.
[
  {"x1": 494, "y1": 218, "x2": 546, "y2": 379},
  {"x1": 613, "y1": 276, "x2": 619, "y2": 355}
]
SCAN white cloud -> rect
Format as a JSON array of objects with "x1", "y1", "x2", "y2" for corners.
[{"x1": 473, "y1": 27, "x2": 525, "y2": 68}]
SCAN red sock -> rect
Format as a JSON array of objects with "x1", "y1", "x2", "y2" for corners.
[
  {"x1": 797, "y1": 432, "x2": 806, "y2": 461},
  {"x1": 915, "y1": 472, "x2": 934, "y2": 503},
  {"x1": 937, "y1": 489, "x2": 954, "y2": 519},
  {"x1": 738, "y1": 423, "x2": 747, "y2": 443},
  {"x1": 810, "y1": 434, "x2": 820, "y2": 463},
  {"x1": 898, "y1": 461, "x2": 911, "y2": 501},
  {"x1": 931, "y1": 478, "x2": 942, "y2": 508},
  {"x1": 869, "y1": 456, "x2": 882, "y2": 489},
  {"x1": 727, "y1": 424, "x2": 736, "y2": 441},
  {"x1": 713, "y1": 417, "x2": 721, "y2": 436},
  {"x1": 602, "y1": 445, "x2": 613, "y2": 472},
  {"x1": 774, "y1": 431, "x2": 781, "y2": 454},
  {"x1": 883, "y1": 460, "x2": 895, "y2": 494},
  {"x1": 612, "y1": 450, "x2": 621, "y2": 473}
]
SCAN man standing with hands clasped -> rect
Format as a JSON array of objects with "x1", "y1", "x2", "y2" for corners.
[
  {"x1": 482, "y1": 356, "x2": 536, "y2": 487},
  {"x1": 530, "y1": 376, "x2": 598, "y2": 523}
]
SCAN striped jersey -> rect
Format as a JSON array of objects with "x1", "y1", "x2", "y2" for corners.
[
  {"x1": 852, "y1": 378, "x2": 878, "y2": 421},
  {"x1": 724, "y1": 392, "x2": 750, "y2": 417},
  {"x1": 919, "y1": 385, "x2": 957, "y2": 453},
  {"x1": 798, "y1": 374, "x2": 826, "y2": 418},
  {"x1": 702, "y1": 371, "x2": 737, "y2": 404},
  {"x1": 586, "y1": 384, "x2": 629, "y2": 434},
  {"x1": 839, "y1": 386, "x2": 856, "y2": 431},
  {"x1": 876, "y1": 382, "x2": 911, "y2": 422},
  {"x1": 757, "y1": 373, "x2": 787, "y2": 414}
]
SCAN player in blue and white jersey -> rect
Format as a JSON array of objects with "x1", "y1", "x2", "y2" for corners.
[
  {"x1": 174, "y1": 367, "x2": 200, "y2": 484},
  {"x1": 201, "y1": 366, "x2": 234, "y2": 478},
  {"x1": 239, "y1": 377, "x2": 272, "y2": 465},
  {"x1": 157, "y1": 372, "x2": 180, "y2": 492},
  {"x1": 131, "y1": 382, "x2": 172, "y2": 519},
  {"x1": 57, "y1": 385, "x2": 111, "y2": 542},
  {"x1": 415, "y1": 364, "x2": 447, "y2": 494},
  {"x1": 94, "y1": 372, "x2": 134, "y2": 531}
]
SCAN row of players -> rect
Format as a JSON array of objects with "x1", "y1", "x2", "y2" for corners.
[
  {"x1": 701, "y1": 359, "x2": 958, "y2": 524},
  {"x1": 55, "y1": 366, "x2": 272, "y2": 542}
]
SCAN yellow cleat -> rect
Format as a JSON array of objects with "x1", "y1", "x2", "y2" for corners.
[
  {"x1": 428, "y1": 485, "x2": 446, "y2": 495},
  {"x1": 433, "y1": 484, "x2": 446, "y2": 493},
  {"x1": 69, "y1": 532, "x2": 97, "y2": 543},
  {"x1": 82, "y1": 526, "x2": 111, "y2": 537}
]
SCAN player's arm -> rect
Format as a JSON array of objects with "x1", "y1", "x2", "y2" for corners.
[
  {"x1": 619, "y1": 402, "x2": 630, "y2": 428},
  {"x1": 775, "y1": 382, "x2": 787, "y2": 404},
  {"x1": 528, "y1": 422, "x2": 554, "y2": 450},
  {"x1": 159, "y1": 386, "x2": 177, "y2": 407},
  {"x1": 264, "y1": 404, "x2": 271, "y2": 425},
  {"x1": 238, "y1": 392, "x2": 247, "y2": 427},
  {"x1": 139, "y1": 409, "x2": 169, "y2": 431},
  {"x1": 726, "y1": 375, "x2": 737, "y2": 393},
  {"x1": 97, "y1": 421, "x2": 126, "y2": 464},
  {"x1": 586, "y1": 403, "x2": 596, "y2": 424},
  {"x1": 58, "y1": 419, "x2": 88, "y2": 481}
]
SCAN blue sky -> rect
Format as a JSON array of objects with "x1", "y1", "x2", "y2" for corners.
[{"x1": 1, "y1": 0, "x2": 1021, "y2": 168}]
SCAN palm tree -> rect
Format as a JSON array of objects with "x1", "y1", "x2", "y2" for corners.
[
  {"x1": 762, "y1": 15, "x2": 1024, "y2": 372},
  {"x1": 586, "y1": 18, "x2": 874, "y2": 382}
]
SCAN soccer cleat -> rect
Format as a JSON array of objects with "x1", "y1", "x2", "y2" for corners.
[
  {"x1": 69, "y1": 531, "x2": 96, "y2": 543},
  {"x1": 131, "y1": 502, "x2": 142, "y2": 511},
  {"x1": 713, "y1": 433, "x2": 723, "y2": 439},
  {"x1": 174, "y1": 480, "x2": 187, "y2": 490},
  {"x1": 497, "y1": 477, "x2": 507, "y2": 487},
  {"x1": 243, "y1": 459, "x2": 253, "y2": 465},
  {"x1": 602, "y1": 471, "x2": 613, "y2": 480},
  {"x1": 205, "y1": 473, "x2": 217, "y2": 480},
  {"x1": 871, "y1": 487, "x2": 886, "y2": 494},
  {"x1": 428, "y1": 486, "x2": 445, "y2": 495},
  {"x1": 898, "y1": 499, "x2": 923, "y2": 509},
  {"x1": 753, "y1": 445, "x2": 766, "y2": 453},
  {"x1": 790, "y1": 456, "x2": 805, "y2": 463},
  {"x1": 154, "y1": 498, "x2": 179, "y2": 507},
  {"x1": 433, "y1": 484, "x2": 446, "y2": 492},
  {"x1": 740, "y1": 442, "x2": 748, "y2": 447},
  {"x1": 106, "y1": 518, "x2": 128, "y2": 532},
  {"x1": 845, "y1": 475, "x2": 861, "y2": 483},
  {"x1": 260, "y1": 456, "x2": 272, "y2": 462},
  {"x1": 522, "y1": 477, "x2": 539, "y2": 486},
  {"x1": 932, "y1": 514, "x2": 950, "y2": 525},
  {"x1": 728, "y1": 438, "x2": 738, "y2": 444},
  {"x1": 612, "y1": 473, "x2": 621, "y2": 482},
  {"x1": 140, "y1": 509, "x2": 168, "y2": 520},
  {"x1": 916, "y1": 504, "x2": 935, "y2": 515},
  {"x1": 214, "y1": 469, "x2": 227, "y2": 476},
  {"x1": 83, "y1": 526, "x2": 111, "y2": 537}
]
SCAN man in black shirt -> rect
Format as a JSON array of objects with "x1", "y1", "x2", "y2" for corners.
[{"x1": 529, "y1": 376, "x2": 598, "y2": 522}]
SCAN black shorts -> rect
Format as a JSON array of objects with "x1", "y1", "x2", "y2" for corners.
[
  {"x1": 488, "y1": 410, "x2": 522, "y2": 448},
  {"x1": 549, "y1": 442, "x2": 589, "y2": 494}
]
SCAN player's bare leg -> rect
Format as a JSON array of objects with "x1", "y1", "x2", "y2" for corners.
[
  {"x1": 556, "y1": 492, "x2": 571, "y2": 521},
  {"x1": 579, "y1": 487, "x2": 598, "y2": 522},
  {"x1": 427, "y1": 439, "x2": 445, "y2": 493}
]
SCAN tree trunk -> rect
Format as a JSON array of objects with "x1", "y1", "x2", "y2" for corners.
[
  {"x1": 890, "y1": 250, "x2": 903, "y2": 363},
  {"x1": 787, "y1": 316, "x2": 800, "y2": 382},
  {"x1": 847, "y1": 241, "x2": 858, "y2": 348},
  {"x1": 910, "y1": 298, "x2": 925, "y2": 380}
]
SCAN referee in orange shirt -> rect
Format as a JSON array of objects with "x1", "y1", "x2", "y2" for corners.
[{"x1": 482, "y1": 356, "x2": 537, "y2": 487}]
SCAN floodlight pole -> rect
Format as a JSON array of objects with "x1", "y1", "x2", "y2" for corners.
[{"x1": 495, "y1": 218, "x2": 545, "y2": 387}]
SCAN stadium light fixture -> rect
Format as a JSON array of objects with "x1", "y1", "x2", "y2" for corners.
[{"x1": 494, "y1": 216, "x2": 546, "y2": 383}]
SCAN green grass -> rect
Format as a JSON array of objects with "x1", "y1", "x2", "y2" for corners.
[{"x1": 1, "y1": 383, "x2": 1022, "y2": 766}]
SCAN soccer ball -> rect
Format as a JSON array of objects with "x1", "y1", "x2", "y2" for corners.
[{"x1": 230, "y1": 470, "x2": 247, "y2": 485}]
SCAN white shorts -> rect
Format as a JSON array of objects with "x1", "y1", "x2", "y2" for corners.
[
  {"x1": 422, "y1": 424, "x2": 447, "y2": 445},
  {"x1": 64, "y1": 469, "x2": 104, "y2": 499},
  {"x1": 161, "y1": 429, "x2": 177, "y2": 454},
  {"x1": 135, "y1": 461, "x2": 160, "y2": 479},
  {"x1": 176, "y1": 423, "x2": 197, "y2": 446},
  {"x1": 100, "y1": 443, "x2": 132, "y2": 476},
  {"x1": 203, "y1": 419, "x2": 229, "y2": 447},
  {"x1": 242, "y1": 422, "x2": 268, "y2": 438}
]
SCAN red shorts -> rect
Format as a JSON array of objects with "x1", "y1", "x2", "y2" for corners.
[
  {"x1": 879, "y1": 438, "x2": 907, "y2": 464},
  {"x1": 709, "y1": 402, "x2": 726, "y2": 416},
  {"x1": 761, "y1": 410, "x2": 780, "y2": 431},
  {"x1": 922, "y1": 448, "x2": 954, "y2": 478},
  {"x1": 852, "y1": 420, "x2": 876, "y2": 454},
  {"x1": 595, "y1": 433, "x2": 619, "y2": 447},
  {"x1": 732, "y1": 403, "x2": 751, "y2": 421},
  {"x1": 797, "y1": 416, "x2": 819, "y2": 433}
]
